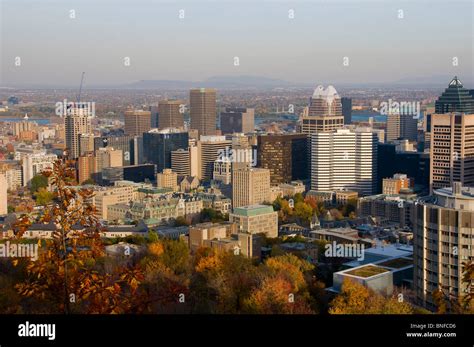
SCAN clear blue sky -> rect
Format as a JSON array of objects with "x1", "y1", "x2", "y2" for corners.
[{"x1": 1, "y1": 0, "x2": 473, "y2": 86}]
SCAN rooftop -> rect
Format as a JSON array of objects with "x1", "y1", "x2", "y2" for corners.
[
  {"x1": 345, "y1": 265, "x2": 389, "y2": 278},
  {"x1": 232, "y1": 204, "x2": 274, "y2": 217}
]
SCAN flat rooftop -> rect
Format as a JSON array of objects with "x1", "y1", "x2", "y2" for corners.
[{"x1": 232, "y1": 205, "x2": 274, "y2": 217}]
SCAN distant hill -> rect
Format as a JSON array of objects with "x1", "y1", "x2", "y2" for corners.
[{"x1": 125, "y1": 75, "x2": 300, "y2": 89}]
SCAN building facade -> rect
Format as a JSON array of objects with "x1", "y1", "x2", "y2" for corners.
[
  {"x1": 257, "y1": 133, "x2": 309, "y2": 184},
  {"x1": 414, "y1": 183, "x2": 474, "y2": 310},
  {"x1": 190, "y1": 88, "x2": 217, "y2": 136},
  {"x1": 310, "y1": 129, "x2": 377, "y2": 195}
]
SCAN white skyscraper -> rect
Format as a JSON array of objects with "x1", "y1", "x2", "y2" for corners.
[{"x1": 310, "y1": 128, "x2": 377, "y2": 195}]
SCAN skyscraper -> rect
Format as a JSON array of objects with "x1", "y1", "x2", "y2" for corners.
[
  {"x1": 190, "y1": 88, "x2": 217, "y2": 136},
  {"x1": 124, "y1": 110, "x2": 152, "y2": 136},
  {"x1": 220, "y1": 107, "x2": 255, "y2": 134},
  {"x1": 425, "y1": 77, "x2": 474, "y2": 154},
  {"x1": 171, "y1": 146, "x2": 199, "y2": 177},
  {"x1": 301, "y1": 85, "x2": 344, "y2": 134},
  {"x1": 311, "y1": 128, "x2": 377, "y2": 195},
  {"x1": 232, "y1": 168, "x2": 271, "y2": 208},
  {"x1": 65, "y1": 114, "x2": 92, "y2": 159},
  {"x1": 386, "y1": 114, "x2": 418, "y2": 142},
  {"x1": 77, "y1": 152, "x2": 96, "y2": 184},
  {"x1": 79, "y1": 133, "x2": 96, "y2": 156},
  {"x1": 142, "y1": 128, "x2": 189, "y2": 172},
  {"x1": 414, "y1": 182, "x2": 474, "y2": 310},
  {"x1": 429, "y1": 113, "x2": 474, "y2": 192},
  {"x1": 95, "y1": 147, "x2": 123, "y2": 173},
  {"x1": 197, "y1": 135, "x2": 231, "y2": 180},
  {"x1": 158, "y1": 100, "x2": 184, "y2": 129},
  {"x1": 341, "y1": 97, "x2": 352, "y2": 125},
  {"x1": 257, "y1": 133, "x2": 308, "y2": 184},
  {"x1": 435, "y1": 76, "x2": 474, "y2": 114},
  {"x1": 94, "y1": 135, "x2": 139, "y2": 166}
]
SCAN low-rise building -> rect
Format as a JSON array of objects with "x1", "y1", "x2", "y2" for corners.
[
  {"x1": 335, "y1": 190, "x2": 358, "y2": 205},
  {"x1": 382, "y1": 173, "x2": 411, "y2": 195},
  {"x1": 279, "y1": 181, "x2": 306, "y2": 197},
  {"x1": 229, "y1": 205, "x2": 278, "y2": 238}
]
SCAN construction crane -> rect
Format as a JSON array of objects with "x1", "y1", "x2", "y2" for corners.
[{"x1": 76, "y1": 72, "x2": 85, "y2": 104}]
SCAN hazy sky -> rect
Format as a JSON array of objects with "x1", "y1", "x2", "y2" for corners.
[{"x1": 1, "y1": 0, "x2": 473, "y2": 86}]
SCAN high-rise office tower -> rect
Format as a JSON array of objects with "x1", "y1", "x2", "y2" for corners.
[
  {"x1": 301, "y1": 85, "x2": 344, "y2": 134},
  {"x1": 429, "y1": 113, "x2": 474, "y2": 192},
  {"x1": 425, "y1": 77, "x2": 474, "y2": 154},
  {"x1": 435, "y1": 76, "x2": 474, "y2": 114},
  {"x1": 124, "y1": 110, "x2": 152, "y2": 136},
  {"x1": 94, "y1": 135, "x2": 139, "y2": 166},
  {"x1": 65, "y1": 114, "x2": 92, "y2": 159},
  {"x1": 171, "y1": 146, "x2": 199, "y2": 177},
  {"x1": 220, "y1": 107, "x2": 255, "y2": 134},
  {"x1": 95, "y1": 147, "x2": 123, "y2": 173},
  {"x1": 77, "y1": 152, "x2": 96, "y2": 184},
  {"x1": 149, "y1": 105, "x2": 159, "y2": 128},
  {"x1": 232, "y1": 168, "x2": 271, "y2": 208},
  {"x1": 311, "y1": 128, "x2": 377, "y2": 195},
  {"x1": 190, "y1": 88, "x2": 217, "y2": 136},
  {"x1": 197, "y1": 135, "x2": 231, "y2": 180},
  {"x1": 142, "y1": 128, "x2": 189, "y2": 172},
  {"x1": 414, "y1": 182, "x2": 474, "y2": 310},
  {"x1": 341, "y1": 97, "x2": 352, "y2": 125},
  {"x1": 386, "y1": 113, "x2": 418, "y2": 142},
  {"x1": 79, "y1": 133, "x2": 96, "y2": 156},
  {"x1": 257, "y1": 133, "x2": 308, "y2": 184},
  {"x1": 158, "y1": 100, "x2": 184, "y2": 129}
]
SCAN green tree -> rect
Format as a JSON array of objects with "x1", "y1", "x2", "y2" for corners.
[
  {"x1": 81, "y1": 178, "x2": 95, "y2": 185},
  {"x1": 175, "y1": 216, "x2": 190, "y2": 227},
  {"x1": 29, "y1": 174, "x2": 48, "y2": 194},
  {"x1": 34, "y1": 188, "x2": 53, "y2": 206},
  {"x1": 147, "y1": 230, "x2": 159, "y2": 243},
  {"x1": 200, "y1": 208, "x2": 225, "y2": 223}
]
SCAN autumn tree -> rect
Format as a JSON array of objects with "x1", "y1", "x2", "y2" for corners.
[
  {"x1": 13, "y1": 157, "x2": 146, "y2": 314},
  {"x1": 294, "y1": 201, "x2": 313, "y2": 225},
  {"x1": 329, "y1": 278, "x2": 413, "y2": 314},
  {"x1": 432, "y1": 260, "x2": 474, "y2": 314},
  {"x1": 139, "y1": 239, "x2": 191, "y2": 313},
  {"x1": 190, "y1": 249, "x2": 257, "y2": 314}
]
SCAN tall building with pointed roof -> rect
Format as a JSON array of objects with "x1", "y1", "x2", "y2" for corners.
[
  {"x1": 429, "y1": 77, "x2": 474, "y2": 192},
  {"x1": 435, "y1": 76, "x2": 474, "y2": 114},
  {"x1": 300, "y1": 85, "x2": 344, "y2": 134}
]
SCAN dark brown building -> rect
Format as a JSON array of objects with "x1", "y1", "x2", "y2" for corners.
[
  {"x1": 190, "y1": 88, "x2": 217, "y2": 136},
  {"x1": 257, "y1": 133, "x2": 309, "y2": 185},
  {"x1": 220, "y1": 107, "x2": 254, "y2": 134},
  {"x1": 158, "y1": 100, "x2": 184, "y2": 129}
]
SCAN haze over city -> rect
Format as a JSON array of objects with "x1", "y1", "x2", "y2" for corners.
[{"x1": 1, "y1": 0, "x2": 473, "y2": 87}]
